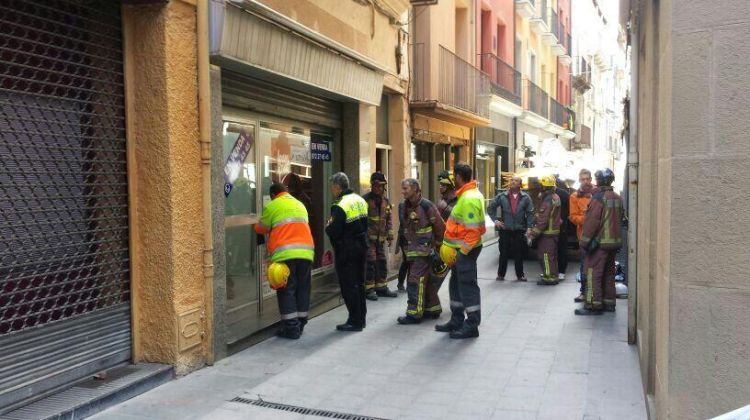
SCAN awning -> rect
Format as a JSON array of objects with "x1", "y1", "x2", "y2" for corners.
[{"x1": 210, "y1": 1, "x2": 385, "y2": 105}]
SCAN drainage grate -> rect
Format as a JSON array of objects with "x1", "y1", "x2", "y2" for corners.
[{"x1": 230, "y1": 397, "x2": 390, "y2": 420}]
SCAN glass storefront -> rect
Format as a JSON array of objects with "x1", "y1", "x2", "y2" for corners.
[
  {"x1": 411, "y1": 141, "x2": 462, "y2": 202},
  {"x1": 223, "y1": 114, "x2": 339, "y2": 345},
  {"x1": 476, "y1": 142, "x2": 499, "y2": 201}
]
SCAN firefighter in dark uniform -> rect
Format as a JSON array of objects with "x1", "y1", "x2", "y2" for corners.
[
  {"x1": 575, "y1": 168, "x2": 624, "y2": 315},
  {"x1": 326, "y1": 172, "x2": 369, "y2": 332},
  {"x1": 363, "y1": 172, "x2": 397, "y2": 300},
  {"x1": 396, "y1": 178, "x2": 446, "y2": 324},
  {"x1": 436, "y1": 170, "x2": 458, "y2": 221},
  {"x1": 528, "y1": 175, "x2": 562, "y2": 285}
]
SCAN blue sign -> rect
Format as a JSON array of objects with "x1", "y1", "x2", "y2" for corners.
[{"x1": 311, "y1": 140, "x2": 331, "y2": 161}]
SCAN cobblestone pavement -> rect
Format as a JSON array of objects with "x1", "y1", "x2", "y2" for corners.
[{"x1": 93, "y1": 244, "x2": 646, "y2": 420}]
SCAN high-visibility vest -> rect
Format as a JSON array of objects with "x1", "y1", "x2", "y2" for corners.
[
  {"x1": 334, "y1": 192, "x2": 368, "y2": 225},
  {"x1": 443, "y1": 181, "x2": 486, "y2": 254},
  {"x1": 255, "y1": 193, "x2": 314, "y2": 262}
]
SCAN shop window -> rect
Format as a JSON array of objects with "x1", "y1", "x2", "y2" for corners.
[{"x1": 376, "y1": 95, "x2": 389, "y2": 145}]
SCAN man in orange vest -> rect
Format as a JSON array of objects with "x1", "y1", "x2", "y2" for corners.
[
  {"x1": 255, "y1": 183, "x2": 315, "y2": 339},
  {"x1": 436, "y1": 163, "x2": 486, "y2": 339},
  {"x1": 569, "y1": 169, "x2": 593, "y2": 302}
]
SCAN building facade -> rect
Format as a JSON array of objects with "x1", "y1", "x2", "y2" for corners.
[{"x1": 623, "y1": 0, "x2": 750, "y2": 418}]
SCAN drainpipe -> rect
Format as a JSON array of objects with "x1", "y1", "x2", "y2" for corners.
[
  {"x1": 197, "y1": 0, "x2": 215, "y2": 365},
  {"x1": 626, "y1": 2, "x2": 639, "y2": 346}
]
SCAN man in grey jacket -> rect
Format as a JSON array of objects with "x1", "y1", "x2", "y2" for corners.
[{"x1": 487, "y1": 176, "x2": 535, "y2": 281}]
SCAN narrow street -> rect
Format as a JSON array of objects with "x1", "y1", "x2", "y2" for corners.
[{"x1": 93, "y1": 246, "x2": 646, "y2": 420}]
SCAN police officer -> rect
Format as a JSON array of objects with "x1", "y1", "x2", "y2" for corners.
[
  {"x1": 396, "y1": 178, "x2": 445, "y2": 325},
  {"x1": 528, "y1": 175, "x2": 562, "y2": 285},
  {"x1": 436, "y1": 170, "x2": 458, "y2": 221},
  {"x1": 575, "y1": 169, "x2": 624, "y2": 315},
  {"x1": 436, "y1": 163, "x2": 486, "y2": 339},
  {"x1": 363, "y1": 172, "x2": 397, "y2": 300},
  {"x1": 325, "y1": 172, "x2": 369, "y2": 331},
  {"x1": 256, "y1": 183, "x2": 315, "y2": 339}
]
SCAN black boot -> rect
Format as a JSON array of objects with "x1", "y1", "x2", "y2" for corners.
[
  {"x1": 365, "y1": 289, "x2": 379, "y2": 301},
  {"x1": 298, "y1": 317, "x2": 308, "y2": 333},
  {"x1": 336, "y1": 323, "x2": 364, "y2": 331},
  {"x1": 276, "y1": 320, "x2": 301, "y2": 339},
  {"x1": 435, "y1": 309, "x2": 464, "y2": 332},
  {"x1": 397, "y1": 315, "x2": 421, "y2": 325},
  {"x1": 604, "y1": 305, "x2": 616, "y2": 312},
  {"x1": 450, "y1": 310, "x2": 480, "y2": 338},
  {"x1": 574, "y1": 307, "x2": 604, "y2": 316},
  {"x1": 423, "y1": 312, "x2": 441, "y2": 320},
  {"x1": 537, "y1": 279, "x2": 559, "y2": 286},
  {"x1": 376, "y1": 287, "x2": 398, "y2": 298}
]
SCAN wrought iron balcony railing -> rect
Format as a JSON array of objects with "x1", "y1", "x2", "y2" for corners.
[
  {"x1": 550, "y1": 97, "x2": 566, "y2": 127},
  {"x1": 478, "y1": 53, "x2": 522, "y2": 106},
  {"x1": 524, "y1": 79, "x2": 548, "y2": 119}
]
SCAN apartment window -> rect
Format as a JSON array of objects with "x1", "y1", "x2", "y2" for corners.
[
  {"x1": 515, "y1": 38, "x2": 522, "y2": 70},
  {"x1": 529, "y1": 52, "x2": 537, "y2": 82}
]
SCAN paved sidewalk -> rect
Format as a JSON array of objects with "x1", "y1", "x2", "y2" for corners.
[{"x1": 94, "y1": 247, "x2": 646, "y2": 420}]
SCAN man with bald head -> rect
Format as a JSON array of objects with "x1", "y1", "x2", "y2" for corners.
[{"x1": 487, "y1": 175, "x2": 535, "y2": 281}]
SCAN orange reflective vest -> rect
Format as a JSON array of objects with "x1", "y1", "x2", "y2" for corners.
[
  {"x1": 255, "y1": 192, "x2": 315, "y2": 262},
  {"x1": 443, "y1": 181, "x2": 486, "y2": 254}
]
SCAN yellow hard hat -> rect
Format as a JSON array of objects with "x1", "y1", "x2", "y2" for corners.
[
  {"x1": 540, "y1": 175, "x2": 556, "y2": 188},
  {"x1": 439, "y1": 244, "x2": 458, "y2": 267},
  {"x1": 267, "y1": 262, "x2": 290, "y2": 290}
]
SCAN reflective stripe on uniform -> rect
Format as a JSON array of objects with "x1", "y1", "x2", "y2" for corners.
[
  {"x1": 280, "y1": 312, "x2": 299, "y2": 320},
  {"x1": 450, "y1": 300, "x2": 464, "y2": 308},
  {"x1": 297, "y1": 311, "x2": 309, "y2": 318},
  {"x1": 465, "y1": 305, "x2": 480, "y2": 312},
  {"x1": 274, "y1": 243, "x2": 315, "y2": 253},
  {"x1": 272, "y1": 217, "x2": 308, "y2": 228},
  {"x1": 544, "y1": 253, "x2": 551, "y2": 277},
  {"x1": 586, "y1": 267, "x2": 594, "y2": 305}
]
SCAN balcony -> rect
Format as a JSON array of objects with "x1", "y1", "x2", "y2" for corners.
[
  {"x1": 410, "y1": 43, "x2": 491, "y2": 126},
  {"x1": 529, "y1": 0, "x2": 549, "y2": 36},
  {"x1": 478, "y1": 53, "x2": 523, "y2": 117},
  {"x1": 572, "y1": 57, "x2": 592, "y2": 93},
  {"x1": 543, "y1": 8, "x2": 559, "y2": 47},
  {"x1": 520, "y1": 79, "x2": 549, "y2": 128},
  {"x1": 516, "y1": 0, "x2": 535, "y2": 19}
]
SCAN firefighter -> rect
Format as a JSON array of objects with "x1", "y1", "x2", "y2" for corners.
[
  {"x1": 396, "y1": 178, "x2": 446, "y2": 324},
  {"x1": 436, "y1": 163, "x2": 486, "y2": 339},
  {"x1": 255, "y1": 183, "x2": 315, "y2": 339},
  {"x1": 436, "y1": 170, "x2": 458, "y2": 221},
  {"x1": 575, "y1": 168, "x2": 624, "y2": 315},
  {"x1": 569, "y1": 169, "x2": 594, "y2": 302},
  {"x1": 363, "y1": 172, "x2": 397, "y2": 300},
  {"x1": 528, "y1": 175, "x2": 562, "y2": 285},
  {"x1": 325, "y1": 172, "x2": 369, "y2": 331}
]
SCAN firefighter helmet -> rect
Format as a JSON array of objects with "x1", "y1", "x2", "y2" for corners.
[
  {"x1": 539, "y1": 175, "x2": 556, "y2": 188},
  {"x1": 437, "y1": 170, "x2": 455, "y2": 188},
  {"x1": 370, "y1": 172, "x2": 387, "y2": 185},
  {"x1": 439, "y1": 244, "x2": 458, "y2": 267},
  {"x1": 594, "y1": 168, "x2": 615, "y2": 186},
  {"x1": 431, "y1": 253, "x2": 450, "y2": 278},
  {"x1": 267, "y1": 262, "x2": 290, "y2": 290}
]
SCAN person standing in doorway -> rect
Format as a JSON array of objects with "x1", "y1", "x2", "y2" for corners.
[
  {"x1": 436, "y1": 163, "x2": 486, "y2": 339},
  {"x1": 436, "y1": 170, "x2": 458, "y2": 222},
  {"x1": 362, "y1": 172, "x2": 397, "y2": 300},
  {"x1": 555, "y1": 176, "x2": 571, "y2": 281},
  {"x1": 575, "y1": 169, "x2": 624, "y2": 315},
  {"x1": 255, "y1": 183, "x2": 315, "y2": 339},
  {"x1": 528, "y1": 175, "x2": 562, "y2": 286},
  {"x1": 326, "y1": 172, "x2": 369, "y2": 332},
  {"x1": 396, "y1": 178, "x2": 445, "y2": 324},
  {"x1": 569, "y1": 169, "x2": 594, "y2": 302},
  {"x1": 487, "y1": 175, "x2": 535, "y2": 282}
]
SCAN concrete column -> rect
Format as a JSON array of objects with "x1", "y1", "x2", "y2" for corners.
[{"x1": 123, "y1": 0, "x2": 208, "y2": 374}]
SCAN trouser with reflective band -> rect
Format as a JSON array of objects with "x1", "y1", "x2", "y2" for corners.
[
  {"x1": 276, "y1": 259, "x2": 312, "y2": 332},
  {"x1": 448, "y1": 245, "x2": 482, "y2": 329},
  {"x1": 405, "y1": 257, "x2": 441, "y2": 319},
  {"x1": 335, "y1": 244, "x2": 368, "y2": 327},
  {"x1": 366, "y1": 240, "x2": 388, "y2": 290},
  {"x1": 537, "y1": 235, "x2": 559, "y2": 282},
  {"x1": 583, "y1": 248, "x2": 617, "y2": 309},
  {"x1": 498, "y1": 230, "x2": 527, "y2": 278}
]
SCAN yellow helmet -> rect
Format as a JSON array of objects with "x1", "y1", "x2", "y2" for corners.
[
  {"x1": 439, "y1": 244, "x2": 458, "y2": 267},
  {"x1": 267, "y1": 262, "x2": 290, "y2": 290},
  {"x1": 540, "y1": 175, "x2": 556, "y2": 188}
]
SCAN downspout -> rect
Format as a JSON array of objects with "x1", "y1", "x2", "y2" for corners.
[
  {"x1": 626, "y1": 1, "x2": 639, "y2": 346},
  {"x1": 197, "y1": 0, "x2": 215, "y2": 364}
]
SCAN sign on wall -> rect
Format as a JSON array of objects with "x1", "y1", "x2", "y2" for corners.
[
  {"x1": 311, "y1": 139, "x2": 332, "y2": 161},
  {"x1": 224, "y1": 129, "x2": 255, "y2": 197}
]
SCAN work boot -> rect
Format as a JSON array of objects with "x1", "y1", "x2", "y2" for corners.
[
  {"x1": 604, "y1": 304, "x2": 616, "y2": 312},
  {"x1": 574, "y1": 294, "x2": 585, "y2": 303},
  {"x1": 397, "y1": 281, "x2": 406, "y2": 292},
  {"x1": 537, "y1": 279, "x2": 559, "y2": 286},
  {"x1": 435, "y1": 309, "x2": 464, "y2": 332},
  {"x1": 517, "y1": 276, "x2": 528, "y2": 282},
  {"x1": 449, "y1": 325, "x2": 479, "y2": 339},
  {"x1": 423, "y1": 312, "x2": 441, "y2": 320},
  {"x1": 496, "y1": 275, "x2": 505, "y2": 281},
  {"x1": 574, "y1": 307, "x2": 604, "y2": 316},
  {"x1": 366, "y1": 289, "x2": 379, "y2": 301},
  {"x1": 298, "y1": 318, "x2": 308, "y2": 333},
  {"x1": 276, "y1": 326, "x2": 301, "y2": 339},
  {"x1": 397, "y1": 315, "x2": 421, "y2": 325},
  {"x1": 376, "y1": 287, "x2": 398, "y2": 298},
  {"x1": 336, "y1": 323, "x2": 364, "y2": 332}
]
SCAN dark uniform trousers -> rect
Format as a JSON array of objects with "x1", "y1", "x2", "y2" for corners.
[
  {"x1": 498, "y1": 230, "x2": 527, "y2": 278},
  {"x1": 276, "y1": 259, "x2": 312, "y2": 332},
  {"x1": 583, "y1": 248, "x2": 617, "y2": 309},
  {"x1": 537, "y1": 235, "x2": 559, "y2": 282},
  {"x1": 366, "y1": 240, "x2": 388, "y2": 290},
  {"x1": 335, "y1": 240, "x2": 368, "y2": 327},
  {"x1": 405, "y1": 257, "x2": 442, "y2": 319},
  {"x1": 447, "y1": 246, "x2": 482, "y2": 328}
]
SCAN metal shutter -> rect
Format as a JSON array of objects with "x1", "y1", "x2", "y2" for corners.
[{"x1": 0, "y1": 0, "x2": 131, "y2": 410}]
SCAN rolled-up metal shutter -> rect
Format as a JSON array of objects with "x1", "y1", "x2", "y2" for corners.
[{"x1": 0, "y1": 0, "x2": 131, "y2": 410}]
